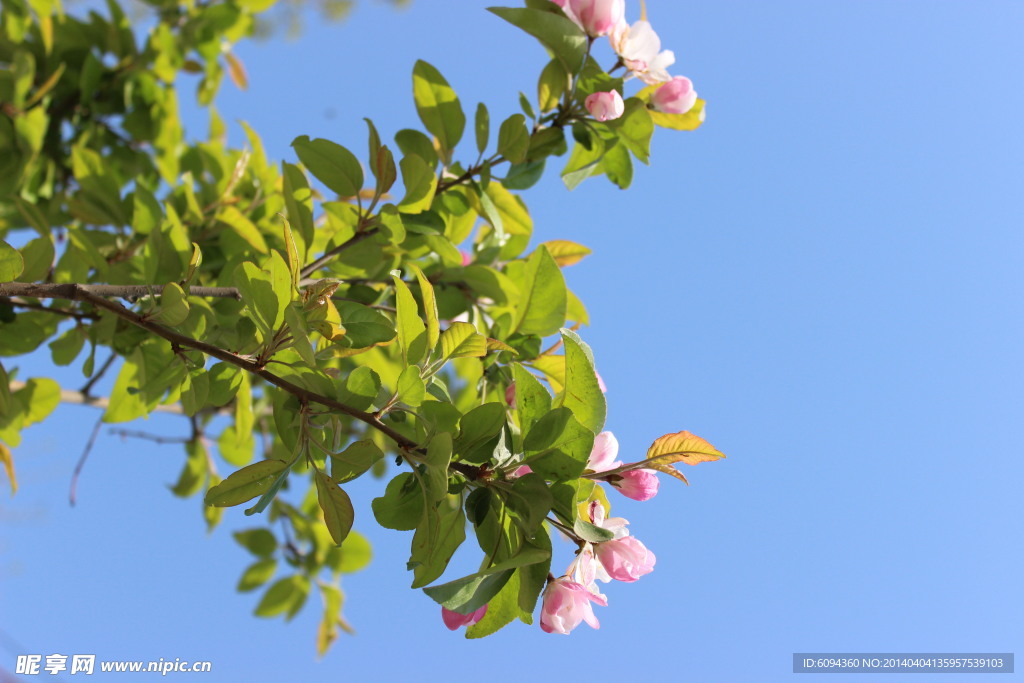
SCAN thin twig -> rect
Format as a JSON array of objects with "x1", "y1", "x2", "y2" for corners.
[
  {"x1": 108, "y1": 428, "x2": 190, "y2": 445},
  {"x1": 0, "y1": 296, "x2": 98, "y2": 320},
  {"x1": 69, "y1": 416, "x2": 104, "y2": 506},
  {"x1": 79, "y1": 352, "x2": 116, "y2": 397},
  {"x1": 299, "y1": 227, "x2": 380, "y2": 279},
  {"x1": 7, "y1": 380, "x2": 191, "y2": 415}
]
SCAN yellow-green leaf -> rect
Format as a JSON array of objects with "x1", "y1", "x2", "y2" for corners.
[
  {"x1": 641, "y1": 430, "x2": 726, "y2": 484},
  {"x1": 315, "y1": 470, "x2": 354, "y2": 545},
  {"x1": 0, "y1": 240, "x2": 25, "y2": 282},
  {"x1": 0, "y1": 443, "x2": 16, "y2": 495},
  {"x1": 205, "y1": 460, "x2": 288, "y2": 507},
  {"x1": 540, "y1": 239, "x2": 591, "y2": 267},
  {"x1": 157, "y1": 283, "x2": 190, "y2": 326},
  {"x1": 439, "y1": 322, "x2": 487, "y2": 363},
  {"x1": 408, "y1": 263, "x2": 439, "y2": 351}
]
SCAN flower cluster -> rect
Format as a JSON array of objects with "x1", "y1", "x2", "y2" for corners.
[
  {"x1": 540, "y1": 499, "x2": 656, "y2": 634},
  {"x1": 551, "y1": 0, "x2": 699, "y2": 121}
]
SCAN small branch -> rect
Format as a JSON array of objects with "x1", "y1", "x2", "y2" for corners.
[
  {"x1": 299, "y1": 227, "x2": 380, "y2": 279},
  {"x1": 0, "y1": 296, "x2": 98, "y2": 320},
  {"x1": 8, "y1": 380, "x2": 190, "y2": 415},
  {"x1": 69, "y1": 416, "x2": 104, "y2": 506},
  {"x1": 436, "y1": 156, "x2": 508, "y2": 195},
  {"x1": 80, "y1": 352, "x2": 116, "y2": 397},
  {"x1": 0, "y1": 282, "x2": 242, "y2": 300},
  {"x1": 11, "y1": 283, "x2": 421, "y2": 452},
  {"x1": 109, "y1": 428, "x2": 190, "y2": 445}
]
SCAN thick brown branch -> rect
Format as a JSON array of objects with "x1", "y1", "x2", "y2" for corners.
[
  {"x1": 0, "y1": 282, "x2": 242, "y2": 300},
  {"x1": 5, "y1": 283, "x2": 420, "y2": 452}
]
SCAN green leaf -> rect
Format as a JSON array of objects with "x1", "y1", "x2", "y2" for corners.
[
  {"x1": 487, "y1": 7, "x2": 587, "y2": 74},
  {"x1": 574, "y1": 516, "x2": 615, "y2": 543},
  {"x1": 169, "y1": 438, "x2": 205, "y2": 497},
  {"x1": 254, "y1": 575, "x2": 308, "y2": 619},
  {"x1": 412, "y1": 60, "x2": 465, "y2": 156},
  {"x1": 334, "y1": 301, "x2": 396, "y2": 349},
  {"x1": 315, "y1": 470, "x2": 354, "y2": 545},
  {"x1": 333, "y1": 530, "x2": 372, "y2": 574},
  {"x1": 505, "y1": 473, "x2": 552, "y2": 534},
  {"x1": 398, "y1": 153, "x2": 437, "y2": 215},
  {"x1": 455, "y1": 403, "x2": 506, "y2": 463},
  {"x1": 206, "y1": 362, "x2": 242, "y2": 407},
  {"x1": 330, "y1": 439, "x2": 384, "y2": 483},
  {"x1": 464, "y1": 568, "x2": 520, "y2": 639},
  {"x1": 559, "y1": 328, "x2": 606, "y2": 433},
  {"x1": 522, "y1": 407, "x2": 595, "y2": 481},
  {"x1": 291, "y1": 135, "x2": 364, "y2": 198},
  {"x1": 410, "y1": 493, "x2": 466, "y2": 588},
  {"x1": 282, "y1": 162, "x2": 314, "y2": 259},
  {"x1": 233, "y1": 528, "x2": 278, "y2": 557},
  {"x1": 395, "y1": 128, "x2": 439, "y2": 169},
  {"x1": 205, "y1": 460, "x2": 288, "y2": 507},
  {"x1": 424, "y1": 432, "x2": 453, "y2": 503},
  {"x1": 0, "y1": 443, "x2": 15, "y2": 495},
  {"x1": 0, "y1": 240, "x2": 25, "y2": 282},
  {"x1": 475, "y1": 102, "x2": 490, "y2": 155},
  {"x1": 392, "y1": 273, "x2": 427, "y2": 365},
  {"x1": 439, "y1": 322, "x2": 487, "y2": 364},
  {"x1": 234, "y1": 256, "x2": 289, "y2": 339},
  {"x1": 511, "y1": 245, "x2": 567, "y2": 337},
  {"x1": 602, "y1": 140, "x2": 634, "y2": 189},
  {"x1": 371, "y1": 472, "x2": 424, "y2": 531},
  {"x1": 422, "y1": 544, "x2": 551, "y2": 614},
  {"x1": 237, "y1": 558, "x2": 277, "y2": 592},
  {"x1": 561, "y1": 132, "x2": 606, "y2": 189},
  {"x1": 180, "y1": 369, "x2": 209, "y2": 418},
  {"x1": 157, "y1": 283, "x2": 190, "y2": 326},
  {"x1": 538, "y1": 59, "x2": 569, "y2": 113},
  {"x1": 336, "y1": 366, "x2": 381, "y2": 411},
  {"x1": 407, "y1": 263, "x2": 439, "y2": 351},
  {"x1": 48, "y1": 328, "x2": 85, "y2": 366},
  {"x1": 217, "y1": 206, "x2": 269, "y2": 254},
  {"x1": 497, "y1": 114, "x2": 530, "y2": 165},
  {"x1": 395, "y1": 365, "x2": 426, "y2": 407},
  {"x1": 608, "y1": 98, "x2": 654, "y2": 164},
  {"x1": 512, "y1": 363, "x2": 551, "y2": 439},
  {"x1": 16, "y1": 237, "x2": 54, "y2": 282},
  {"x1": 16, "y1": 378, "x2": 59, "y2": 426}
]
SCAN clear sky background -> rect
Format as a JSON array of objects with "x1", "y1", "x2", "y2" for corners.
[{"x1": 2, "y1": 1, "x2": 1022, "y2": 681}]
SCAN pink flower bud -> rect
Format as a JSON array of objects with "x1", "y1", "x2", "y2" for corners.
[
  {"x1": 594, "y1": 536, "x2": 656, "y2": 582},
  {"x1": 584, "y1": 90, "x2": 625, "y2": 122},
  {"x1": 539, "y1": 577, "x2": 606, "y2": 635},
  {"x1": 651, "y1": 76, "x2": 698, "y2": 115},
  {"x1": 568, "y1": 0, "x2": 624, "y2": 37},
  {"x1": 459, "y1": 250, "x2": 473, "y2": 266},
  {"x1": 441, "y1": 604, "x2": 487, "y2": 630},
  {"x1": 505, "y1": 382, "x2": 516, "y2": 408},
  {"x1": 510, "y1": 464, "x2": 533, "y2": 478},
  {"x1": 611, "y1": 468, "x2": 660, "y2": 501}
]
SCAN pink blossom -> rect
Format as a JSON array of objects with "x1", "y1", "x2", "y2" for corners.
[
  {"x1": 505, "y1": 382, "x2": 516, "y2": 408},
  {"x1": 586, "y1": 431, "x2": 620, "y2": 473},
  {"x1": 609, "y1": 20, "x2": 675, "y2": 84},
  {"x1": 584, "y1": 90, "x2": 625, "y2": 122},
  {"x1": 539, "y1": 577, "x2": 606, "y2": 634},
  {"x1": 651, "y1": 76, "x2": 698, "y2": 115},
  {"x1": 611, "y1": 468, "x2": 660, "y2": 501},
  {"x1": 459, "y1": 250, "x2": 473, "y2": 266},
  {"x1": 442, "y1": 604, "x2": 487, "y2": 630},
  {"x1": 596, "y1": 371, "x2": 607, "y2": 393},
  {"x1": 568, "y1": 0, "x2": 625, "y2": 37},
  {"x1": 510, "y1": 464, "x2": 533, "y2": 478},
  {"x1": 594, "y1": 536, "x2": 656, "y2": 582}
]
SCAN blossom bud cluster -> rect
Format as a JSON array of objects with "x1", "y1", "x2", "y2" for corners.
[
  {"x1": 551, "y1": 0, "x2": 698, "y2": 121},
  {"x1": 539, "y1": 431, "x2": 660, "y2": 635}
]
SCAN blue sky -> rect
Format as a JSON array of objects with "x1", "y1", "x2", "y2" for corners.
[{"x1": 2, "y1": 1, "x2": 1022, "y2": 681}]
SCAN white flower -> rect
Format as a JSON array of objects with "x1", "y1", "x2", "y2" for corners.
[{"x1": 610, "y1": 20, "x2": 675, "y2": 85}]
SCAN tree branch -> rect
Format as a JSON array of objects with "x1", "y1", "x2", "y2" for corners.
[
  {"x1": 0, "y1": 282, "x2": 242, "y2": 300},
  {"x1": 4, "y1": 283, "x2": 421, "y2": 452}
]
